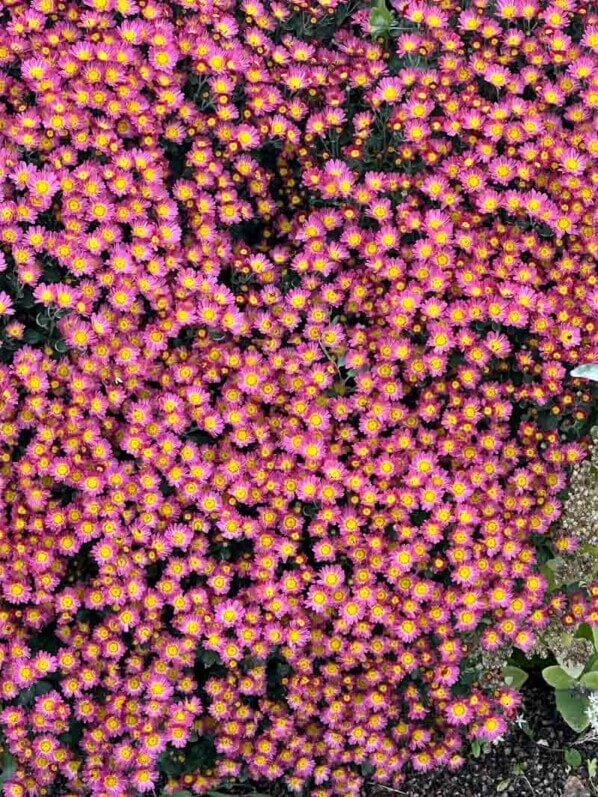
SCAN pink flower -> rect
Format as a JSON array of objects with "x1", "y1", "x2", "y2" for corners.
[
  {"x1": 0, "y1": 292, "x2": 14, "y2": 316},
  {"x1": 477, "y1": 715, "x2": 507, "y2": 742},
  {"x1": 445, "y1": 700, "x2": 473, "y2": 726},
  {"x1": 215, "y1": 600, "x2": 245, "y2": 627}
]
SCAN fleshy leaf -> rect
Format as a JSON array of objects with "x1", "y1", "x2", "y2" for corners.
[
  {"x1": 503, "y1": 665, "x2": 528, "y2": 689},
  {"x1": 570, "y1": 364, "x2": 598, "y2": 381},
  {"x1": 542, "y1": 665, "x2": 577, "y2": 689},
  {"x1": 580, "y1": 671, "x2": 598, "y2": 689},
  {"x1": 555, "y1": 690, "x2": 590, "y2": 733}
]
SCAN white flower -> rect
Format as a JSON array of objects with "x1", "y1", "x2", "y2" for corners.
[{"x1": 587, "y1": 691, "x2": 598, "y2": 733}]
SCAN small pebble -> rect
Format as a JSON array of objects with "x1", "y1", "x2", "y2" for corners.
[{"x1": 563, "y1": 775, "x2": 591, "y2": 797}]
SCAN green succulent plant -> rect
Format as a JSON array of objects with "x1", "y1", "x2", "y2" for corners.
[{"x1": 541, "y1": 623, "x2": 598, "y2": 732}]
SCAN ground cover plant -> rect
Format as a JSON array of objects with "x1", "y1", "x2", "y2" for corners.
[{"x1": 0, "y1": 0, "x2": 596, "y2": 794}]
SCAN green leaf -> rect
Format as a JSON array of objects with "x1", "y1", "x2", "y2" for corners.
[
  {"x1": 565, "y1": 748, "x2": 583, "y2": 768},
  {"x1": 571, "y1": 364, "x2": 598, "y2": 381},
  {"x1": 496, "y1": 779, "x2": 511, "y2": 792},
  {"x1": 516, "y1": 716, "x2": 534, "y2": 739},
  {"x1": 0, "y1": 749, "x2": 16, "y2": 786},
  {"x1": 196, "y1": 647, "x2": 221, "y2": 668},
  {"x1": 361, "y1": 762, "x2": 376, "y2": 776},
  {"x1": 16, "y1": 679, "x2": 55, "y2": 707},
  {"x1": 503, "y1": 665, "x2": 528, "y2": 689},
  {"x1": 512, "y1": 762, "x2": 527, "y2": 776},
  {"x1": 539, "y1": 562, "x2": 558, "y2": 591},
  {"x1": 575, "y1": 623, "x2": 596, "y2": 646},
  {"x1": 370, "y1": 10, "x2": 391, "y2": 34},
  {"x1": 555, "y1": 690, "x2": 590, "y2": 733},
  {"x1": 542, "y1": 665, "x2": 577, "y2": 689},
  {"x1": 580, "y1": 671, "x2": 598, "y2": 689},
  {"x1": 369, "y1": 0, "x2": 394, "y2": 36},
  {"x1": 23, "y1": 329, "x2": 44, "y2": 344},
  {"x1": 588, "y1": 758, "x2": 597, "y2": 779}
]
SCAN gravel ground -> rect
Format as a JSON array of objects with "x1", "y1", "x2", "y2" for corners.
[{"x1": 370, "y1": 680, "x2": 598, "y2": 797}]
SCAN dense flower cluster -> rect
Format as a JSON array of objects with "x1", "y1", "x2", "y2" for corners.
[{"x1": 0, "y1": 0, "x2": 596, "y2": 794}]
